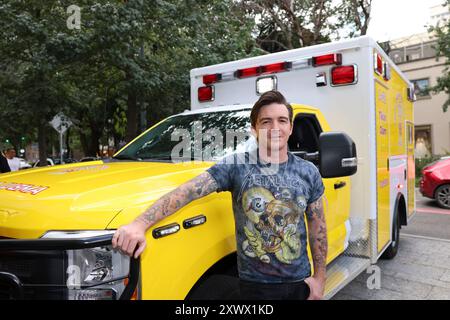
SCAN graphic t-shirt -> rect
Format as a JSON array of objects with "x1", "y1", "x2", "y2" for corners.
[{"x1": 207, "y1": 151, "x2": 324, "y2": 283}]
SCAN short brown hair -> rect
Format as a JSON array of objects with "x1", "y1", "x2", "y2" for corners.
[{"x1": 250, "y1": 90, "x2": 293, "y2": 128}]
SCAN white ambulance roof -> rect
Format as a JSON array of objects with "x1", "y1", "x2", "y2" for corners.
[
  {"x1": 190, "y1": 35, "x2": 410, "y2": 86},
  {"x1": 180, "y1": 104, "x2": 253, "y2": 115}
]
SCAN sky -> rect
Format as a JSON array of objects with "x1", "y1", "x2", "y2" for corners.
[{"x1": 366, "y1": 0, "x2": 447, "y2": 41}]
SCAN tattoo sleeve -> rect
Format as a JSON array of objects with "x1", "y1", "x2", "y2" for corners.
[
  {"x1": 305, "y1": 197, "x2": 328, "y2": 278},
  {"x1": 135, "y1": 171, "x2": 218, "y2": 229}
]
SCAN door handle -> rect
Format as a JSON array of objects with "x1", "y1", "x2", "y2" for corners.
[{"x1": 334, "y1": 181, "x2": 346, "y2": 189}]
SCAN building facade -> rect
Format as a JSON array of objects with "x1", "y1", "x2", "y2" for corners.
[{"x1": 386, "y1": 4, "x2": 449, "y2": 158}]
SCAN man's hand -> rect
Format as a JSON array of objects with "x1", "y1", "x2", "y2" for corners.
[
  {"x1": 112, "y1": 220, "x2": 147, "y2": 259},
  {"x1": 304, "y1": 275, "x2": 326, "y2": 300},
  {"x1": 111, "y1": 171, "x2": 218, "y2": 259}
]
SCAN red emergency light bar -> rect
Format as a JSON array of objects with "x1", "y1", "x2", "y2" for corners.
[
  {"x1": 235, "y1": 61, "x2": 292, "y2": 79},
  {"x1": 261, "y1": 62, "x2": 292, "y2": 74},
  {"x1": 235, "y1": 66, "x2": 261, "y2": 78},
  {"x1": 331, "y1": 65, "x2": 357, "y2": 86},
  {"x1": 202, "y1": 73, "x2": 222, "y2": 85},
  {"x1": 374, "y1": 53, "x2": 383, "y2": 75},
  {"x1": 198, "y1": 86, "x2": 214, "y2": 102},
  {"x1": 312, "y1": 53, "x2": 342, "y2": 67}
]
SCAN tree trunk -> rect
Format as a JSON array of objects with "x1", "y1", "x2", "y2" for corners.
[
  {"x1": 125, "y1": 89, "x2": 138, "y2": 143},
  {"x1": 79, "y1": 131, "x2": 89, "y2": 157},
  {"x1": 65, "y1": 128, "x2": 71, "y2": 158},
  {"x1": 38, "y1": 119, "x2": 48, "y2": 167},
  {"x1": 89, "y1": 121, "x2": 102, "y2": 157}
]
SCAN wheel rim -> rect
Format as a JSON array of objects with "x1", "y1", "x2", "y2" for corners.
[{"x1": 437, "y1": 186, "x2": 450, "y2": 208}]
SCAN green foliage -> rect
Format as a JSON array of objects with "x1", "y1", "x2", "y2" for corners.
[
  {"x1": 428, "y1": 0, "x2": 450, "y2": 112},
  {"x1": 0, "y1": 0, "x2": 259, "y2": 156},
  {"x1": 239, "y1": 0, "x2": 372, "y2": 52},
  {"x1": 0, "y1": 0, "x2": 375, "y2": 158}
]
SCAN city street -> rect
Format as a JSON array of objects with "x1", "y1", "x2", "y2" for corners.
[{"x1": 333, "y1": 189, "x2": 450, "y2": 299}]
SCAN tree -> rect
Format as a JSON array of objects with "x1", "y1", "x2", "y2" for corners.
[
  {"x1": 0, "y1": 1, "x2": 87, "y2": 164},
  {"x1": 342, "y1": 0, "x2": 372, "y2": 37},
  {"x1": 239, "y1": 0, "x2": 373, "y2": 53},
  {"x1": 429, "y1": 0, "x2": 450, "y2": 112},
  {"x1": 0, "y1": 1, "x2": 258, "y2": 158}
]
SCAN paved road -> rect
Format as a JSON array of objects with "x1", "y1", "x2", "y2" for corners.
[
  {"x1": 406, "y1": 190, "x2": 450, "y2": 240},
  {"x1": 333, "y1": 189, "x2": 450, "y2": 300}
]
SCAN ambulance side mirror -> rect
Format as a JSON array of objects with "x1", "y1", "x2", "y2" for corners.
[{"x1": 319, "y1": 132, "x2": 357, "y2": 178}]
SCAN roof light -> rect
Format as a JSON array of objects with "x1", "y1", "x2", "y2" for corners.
[
  {"x1": 331, "y1": 65, "x2": 358, "y2": 86},
  {"x1": 220, "y1": 71, "x2": 235, "y2": 81},
  {"x1": 291, "y1": 58, "x2": 310, "y2": 69},
  {"x1": 235, "y1": 66, "x2": 261, "y2": 78},
  {"x1": 198, "y1": 86, "x2": 214, "y2": 102},
  {"x1": 312, "y1": 53, "x2": 342, "y2": 67},
  {"x1": 256, "y1": 76, "x2": 277, "y2": 94},
  {"x1": 261, "y1": 62, "x2": 291, "y2": 74},
  {"x1": 374, "y1": 53, "x2": 384, "y2": 75},
  {"x1": 203, "y1": 73, "x2": 222, "y2": 85}
]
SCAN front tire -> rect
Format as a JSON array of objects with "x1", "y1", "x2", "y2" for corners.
[
  {"x1": 435, "y1": 184, "x2": 450, "y2": 209},
  {"x1": 380, "y1": 206, "x2": 400, "y2": 260},
  {"x1": 187, "y1": 274, "x2": 240, "y2": 300}
]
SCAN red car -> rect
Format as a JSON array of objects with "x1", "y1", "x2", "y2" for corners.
[{"x1": 420, "y1": 157, "x2": 450, "y2": 209}]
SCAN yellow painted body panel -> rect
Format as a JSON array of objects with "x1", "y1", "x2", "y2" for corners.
[
  {"x1": 0, "y1": 104, "x2": 351, "y2": 299},
  {"x1": 375, "y1": 80, "x2": 390, "y2": 252},
  {"x1": 374, "y1": 51, "x2": 415, "y2": 254}
]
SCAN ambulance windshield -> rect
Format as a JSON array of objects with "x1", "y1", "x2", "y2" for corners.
[{"x1": 114, "y1": 109, "x2": 254, "y2": 162}]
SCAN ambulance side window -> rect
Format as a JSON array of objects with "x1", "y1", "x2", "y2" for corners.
[{"x1": 288, "y1": 114, "x2": 322, "y2": 154}]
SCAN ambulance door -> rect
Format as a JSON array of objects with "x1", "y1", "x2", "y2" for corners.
[
  {"x1": 288, "y1": 113, "x2": 349, "y2": 263},
  {"x1": 375, "y1": 80, "x2": 391, "y2": 253}
]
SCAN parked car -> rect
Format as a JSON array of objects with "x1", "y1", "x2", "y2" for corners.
[
  {"x1": 32, "y1": 158, "x2": 55, "y2": 168},
  {"x1": 79, "y1": 156, "x2": 101, "y2": 162},
  {"x1": 420, "y1": 157, "x2": 450, "y2": 209},
  {"x1": 63, "y1": 158, "x2": 77, "y2": 164},
  {"x1": 18, "y1": 158, "x2": 32, "y2": 170}
]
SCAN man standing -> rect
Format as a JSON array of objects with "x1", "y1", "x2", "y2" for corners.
[
  {"x1": 0, "y1": 151, "x2": 11, "y2": 173},
  {"x1": 4, "y1": 148, "x2": 20, "y2": 172},
  {"x1": 113, "y1": 91, "x2": 327, "y2": 300}
]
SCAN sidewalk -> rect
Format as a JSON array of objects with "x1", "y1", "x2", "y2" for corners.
[{"x1": 332, "y1": 234, "x2": 450, "y2": 299}]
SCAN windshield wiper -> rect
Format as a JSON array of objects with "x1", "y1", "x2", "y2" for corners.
[
  {"x1": 112, "y1": 155, "x2": 142, "y2": 161},
  {"x1": 141, "y1": 156, "x2": 174, "y2": 161}
]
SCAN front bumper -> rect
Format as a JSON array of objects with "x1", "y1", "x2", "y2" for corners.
[{"x1": 0, "y1": 234, "x2": 139, "y2": 300}]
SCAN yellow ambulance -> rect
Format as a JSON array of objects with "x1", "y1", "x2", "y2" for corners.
[{"x1": 0, "y1": 36, "x2": 415, "y2": 300}]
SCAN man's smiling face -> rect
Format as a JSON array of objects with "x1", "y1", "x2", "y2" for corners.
[{"x1": 252, "y1": 102, "x2": 293, "y2": 153}]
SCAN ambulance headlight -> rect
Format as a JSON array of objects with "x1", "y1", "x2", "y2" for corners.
[{"x1": 42, "y1": 230, "x2": 131, "y2": 300}]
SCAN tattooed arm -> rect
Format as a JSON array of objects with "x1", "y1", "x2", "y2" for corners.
[
  {"x1": 304, "y1": 196, "x2": 328, "y2": 300},
  {"x1": 112, "y1": 172, "x2": 218, "y2": 258}
]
